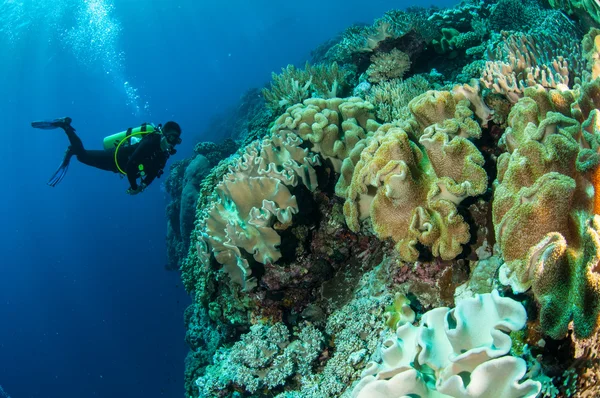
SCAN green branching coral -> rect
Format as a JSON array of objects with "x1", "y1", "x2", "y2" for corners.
[
  {"x1": 262, "y1": 62, "x2": 352, "y2": 112},
  {"x1": 366, "y1": 75, "x2": 432, "y2": 123},
  {"x1": 366, "y1": 48, "x2": 411, "y2": 83}
]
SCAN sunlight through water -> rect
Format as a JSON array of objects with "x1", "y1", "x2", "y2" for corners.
[{"x1": 0, "y1": 0, "x2": 149, "y2": 116}]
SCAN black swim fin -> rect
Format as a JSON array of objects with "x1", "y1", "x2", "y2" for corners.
[
  {"x1": 31, "y1": 117, "x2": 72, "y2": 130},
  {"x1": 47, "y1": 147, "x2": 74, "y2": 187}
]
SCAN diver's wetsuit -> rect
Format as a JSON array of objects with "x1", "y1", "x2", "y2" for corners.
[{"x1": 64, "y1": 124, "x2": 169, "y2": 190}]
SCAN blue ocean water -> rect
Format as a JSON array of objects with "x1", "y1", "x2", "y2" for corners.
[{"x1": 0, "y1": 0, "x2": 456, "y2": 397}]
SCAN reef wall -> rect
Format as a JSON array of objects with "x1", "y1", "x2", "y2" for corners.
[{"x1": 168, "y1": 1, "x2": 600, "y2": 396}]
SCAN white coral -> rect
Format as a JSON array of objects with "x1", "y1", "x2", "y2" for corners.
[{"x1": 352, "y1": 290, "x2": 541, "y2": 398}]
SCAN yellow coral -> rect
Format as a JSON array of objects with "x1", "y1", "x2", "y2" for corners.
[
  {"x1": 343, "y1": 122, "x2": 485, "y2": 261},
  {"x1": 409, "y1": 90, "x2": 457, "y2": 129}
]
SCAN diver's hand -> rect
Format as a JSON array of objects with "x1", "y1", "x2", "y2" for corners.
[{"x1": 126, "y1": 183, "x2": 147, "y2": 195}]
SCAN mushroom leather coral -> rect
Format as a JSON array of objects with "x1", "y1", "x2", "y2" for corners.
[{"x1": 493, "y1": 84, "x2": 600, "y2": 338}]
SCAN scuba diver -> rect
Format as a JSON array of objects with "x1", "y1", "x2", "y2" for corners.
[{"x1": 31, "y1": 117, "x2": 182, "y2": 195}]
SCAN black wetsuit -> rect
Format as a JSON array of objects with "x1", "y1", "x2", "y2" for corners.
[{"x1": 65, "y1": 124, "x2": 169, "y2": 190}]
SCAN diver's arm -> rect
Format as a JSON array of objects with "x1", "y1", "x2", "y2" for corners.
[{"x1": 125, "y1": 136, "x2": 157, "y2": 189}]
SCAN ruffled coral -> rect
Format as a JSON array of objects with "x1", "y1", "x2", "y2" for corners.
[
  {"x1": 352, "y1": 290, "x2": 541, "y2": 398},
  {"x1": 194, "y1": 129, "x2": 321, "y2": 291},
  {"x1": 493, "y1": 83, "x2": 600, "y2": 338},
  {"x1": 341, "y1": 89, "x2": 488, "y2": 261},
  {"x1": 271, "y1": 97, "x2": 380, "y2": 172},
  {"x1": 342, "y1": 120, "x2": 486, "y2": 261}
]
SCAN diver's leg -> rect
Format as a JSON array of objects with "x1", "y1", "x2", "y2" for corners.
[
  {"x1": 60, "y1": 123, "x2": 86, "y2": 155},
  {"x1": 75, "y1": 150, "x2": 120, "y2": 172},
  {"x1": 57, "y1": 122, "x2": 118, "y2": 172}
]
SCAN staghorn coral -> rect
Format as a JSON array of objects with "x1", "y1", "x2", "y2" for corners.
[
  {"x1": 481, "y1": 31, "x2": 584, "y2": 103},
  {"x1": 352, "y1": 290, "x2": 541, "y2": 398},
  {"x1": 262, "y1": 62, "x2": 353, "y2": 112},
  {"x1": 365, "y1": 48, "x2": 411, "y2": 83},
  {"x1": 366, "y1": 75, "x2": 432, "y2": 123}
]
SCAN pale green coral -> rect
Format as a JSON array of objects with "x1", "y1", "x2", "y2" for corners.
[
  {"x1": 366, "y1": 76, "x2": 432, "y2": 123},
  {"x1": 271, "y1": 97, "x2": 380, "y2": 172},
  {"x1": 353, "y1": 291, "x2": 541, "y2": 398},
  {"x1": 194, "y1": 128, "x2": 321, "y2": 291},
  {"x1": 262, "y1": 62, "x2": 352, "y2": 112},
  {"x1": 366, "y1": 48, "x2": 411, "y2": 83}
]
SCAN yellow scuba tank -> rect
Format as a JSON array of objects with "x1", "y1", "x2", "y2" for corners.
[{"x1": 103, "y1": 123, "x2": 160, "y2": 174}]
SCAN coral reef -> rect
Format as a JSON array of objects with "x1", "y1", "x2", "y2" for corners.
[{"x1": 170, "y1": 1, "x2": 600, "y2": 397}]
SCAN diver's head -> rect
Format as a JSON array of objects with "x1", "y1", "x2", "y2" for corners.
[
  {"x1": 160, "y1": 121, "x2": 181, "y2": 154},
  {"x1": 162, "y1": 121, "x2": 182, "y2": 146}
]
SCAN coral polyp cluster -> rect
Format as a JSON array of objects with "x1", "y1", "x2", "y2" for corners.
[{"x1": 163, "y1": 1, "x2": 600, "y2": 396}]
